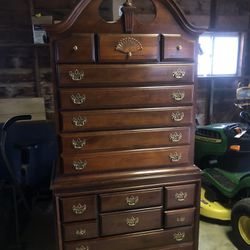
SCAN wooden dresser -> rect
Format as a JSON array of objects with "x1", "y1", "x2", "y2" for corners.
[{"x1": 45, "y1": 1, "x2": 203, "y2": 249}]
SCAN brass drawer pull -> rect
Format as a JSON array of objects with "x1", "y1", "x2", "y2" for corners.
[
  {"x1": 73, "y1": 160, "x2": 87, "y2": 171},
  {"x1": 171, "y1": 90, "x2": 185, "y2": 101},
  {"x1": 69, "y1": 69, "x2": 84, "y2": 81},
  {"x1": 173, "y1": 68, "x2": 185, "y2": 79},
  {"x1": 115, "y1": 37, "x2": 143, "y2": 57},
  {"x1": 72, "y1": 116, "x2": 87, "y2": 127},
  {"x1": 169, "y1": 152, "x2": 182, "y2": 162},
  {"x1": 72, "y1": 138, "x2": 86, "y2": 149},
  {"x1": 71, "y1": 93, "x2": 86, "y2": 105},
  {"x1": 75, "y1": 245, "x2": 89, "y2": 250},
  {"x1": 175, "y1": 191, "x2": 187, "y2": 202},
  {"x1": 72, "y1": 204, "x2": 87, "y2": 215},
  {"x1": 75, "y1": 228, "x2": 87, "y2": 236},
  {"x1": 126, "y1": 216, "x2": 139, "y2": 227},
  {"x1": 126, "y1": 195, "x2": 139, "y2": 206},
  {"x1": 171, "y1": 111, "x2": 184, "y2": 122},
  {"x1": 73, "y1": 45, "x2": 78, "y2": 51},
  {"x1": 173, "y1": 232, "x2": 185, "y2": 242},
  {"x1": 177, "y1": 216, "x2": 186, "y2": 223},
  {"x1": 169, "y1": 132, "x2": 182, "y2": 143},
  {"x1": 176, "y1": 45, "x2": 183, "y2": 51}
]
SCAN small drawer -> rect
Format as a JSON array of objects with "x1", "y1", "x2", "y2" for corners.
[
  {"x1": 60, "y1": 107, "x2": 193, "y2": 132},
  {"x1": 60, "y1": 127, "x2": 191, "y2": 154},
  {"x1": 56, "y1": 34, "x2": 95, "y2": 63},
  {"x1": 98, "y1": 34, "x2": 160, "y2": 62},
  {"x1": 59, "y1": 85, "x2": 194, "y2": 110},
  {"x1": 162, "y1": 34, "x2": 195, "y2": 61},
  {"x1": 63, "y1": 221, "x2": 98, "y2": 241},
  {"x1": 60, "y1": 195, "x2": 97, "y2": 222},
  {"x1": 100, "y1": 188, "x2": 162, "y2": 212},
  {"x1": 61, "y1": 146, "x2": 190, "y2": 175},
  {"x1": 164, "y1": 208, "x2": 195, "y2": 228},
  {"x1": 165, "y1": 184, "x2": 196, "y2": 210},
  {"x1": 57, "y1": 64, "x2": 194, "y2": 86},
  {"x1": 100, "y1": 207, "x2": 162, "y2": 236}
]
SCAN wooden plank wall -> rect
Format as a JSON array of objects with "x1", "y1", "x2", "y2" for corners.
[{"x1": 0, "y1": 0, "x2": 250, "y2": 123}]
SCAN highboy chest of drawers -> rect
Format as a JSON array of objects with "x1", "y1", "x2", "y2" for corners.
[{"x1": 45, "y1": 0, "x2": 203, "y2": 249}]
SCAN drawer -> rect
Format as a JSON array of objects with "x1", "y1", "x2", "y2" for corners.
[
  {"x1": 57, "y1": 64, "x2": 194, "y2": 86},
  {"x1": 100, "y1": 188, "x2": 162, "y2": 212},
  {"x1": 164, "y1": 208, "x2": 195, "y2": 228},
  {"x1": 60, "y1": 107, "x2": 193, "y2": 132},
  {"x1": 60, "y1": 127, "x2": 190, "y2": 154},
  {"x1": 98, "y1": 34, "x2": 160, "y2": 62},
  {"x1": 56, "y1": 34, "x2": 95, "y2": 63},
  {"x1": 63, "y1": 221, "x2": 98, "y2": 241},
  {"x1": 146, "y1": 243, "x2": 194, "y2": 250},
  {"x1": 60, "y1": 195, "x2": 97, "y2": 222},
  {"x1": 100, "y1": 207, "x2": 162, "y2": 236},
  {"x1": 64, "y1": 226, "x2": 193, "y2": 250},
  {"x1": 59, "y1": 85, "x2": 194, "y2": 110},
  {"x1": 165, "y1": 184, "x2": 196, "y2": 210},
  {"x1": 61, "y1": 146, "x2": 190, "y2": 174},
  {"x1": 162, "y1": 34, "x2": 195, "y2": 61}
]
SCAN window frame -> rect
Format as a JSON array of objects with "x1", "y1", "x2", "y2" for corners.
[{"x1": 197, "y1": 32, "x2": 245, "y2": 78}]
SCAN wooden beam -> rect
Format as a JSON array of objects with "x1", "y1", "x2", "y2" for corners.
[{"x1": 209, "y1": 0, "x2": 217, "y2": 29}]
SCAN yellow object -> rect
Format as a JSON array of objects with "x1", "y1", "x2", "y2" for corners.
[
  {"x1": 238, "y1": 215, "x2": 250, "y2": 245},
  {"x1": 200, "y1": 187, "x2": 231, "y2": 221}
]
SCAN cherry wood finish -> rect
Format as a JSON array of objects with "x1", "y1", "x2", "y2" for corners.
[
  {"x1": 60, "y1": 127, "x2": 191, "y2": 153},
  {"x1": 61, "y1": 146, "x2": 191, "y2": 175},
  {"x1": 165, "y1": 184, "x2": 196, "y2": 209},
  {"x1": 56, "y1": 34, "x2": 95, "y2": 63},
  {"x1": 57, "y1": 64, "x2": 195, "y2": 86},
  {"x1": 162, "y1": 34, "x2": 195, "y2": 61},
  {"x1": 60, "y1": 195, "x2": 97, "y2": 222},
  {"x1": 164, "y1": 208, "x2": 195, "y2": 228},
  {"x1": 60, "y1": 107, "x2": 193, "y2": 132},
  {"x1": 63, "y1": 221, "x2": 98, "y2": 241},
  {"x1": 98, "y1": 34, "x2": 160, "y2": 62},
  {"x1": 45, "y1": 0, "x2": 203, "y2": 249},
  {"x1": 59, "y1": 85, "x2": 194, "y2": 110},
  {"x1": 63, "y1": 226, "x2": 194, "y2": 250},
  {"x1": 100, "y1": 188, "x2": 162, "y2": 212},
  {"x1": 100, "y1": 207, "x2": 162, "y2": 236}
]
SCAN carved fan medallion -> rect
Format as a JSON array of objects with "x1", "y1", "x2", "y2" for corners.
[{"x1": 115, "y1": 37, "x2": 143, "y2": 57}]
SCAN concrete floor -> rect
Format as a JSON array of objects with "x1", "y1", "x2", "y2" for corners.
[
  {"x1": 199, "y1": 219, "x2": 237, "y2": 250},
  {"x1": 18, "y1": 202, "x2": 239, "y2": 250}
]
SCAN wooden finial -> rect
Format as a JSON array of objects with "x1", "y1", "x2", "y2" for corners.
[{"x1": 124, "y1": 0, "x2": 133, "y2": 7}]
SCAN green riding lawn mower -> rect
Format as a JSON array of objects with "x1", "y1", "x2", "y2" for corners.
[{"x1": 195, "y1": 82, "x2": 250, "y2": 250}]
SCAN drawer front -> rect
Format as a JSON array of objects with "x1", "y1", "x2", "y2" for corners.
[
  {"x1": 63, "y1": 221, "x2": 98, "y2": 241},
  {"x1": 60, "y1": 107, "x2": 193, "y2": 132},
  {"x1": 61, "y1": 146, "x2": 190, "y2": 174},
  {"x1": 56, "y1": 34, "x2": 95, "y2": 63},
  {"x1": 162, "y1": 35, "x2": 195, "y2": 61},
  {"x1": 64, "y1": 226, "x2": 193, "y2": 250},
  {"x1": 165, "y1": 184, "x2": 196, "y2": 210},
  {"x1": 59, "y1": 85, "x2": 194, "y2": 110},
  {"x1": 101, "y1": 207, "x2": 162, "y2": 236},
  {"x1": 164, "y1": 208, "x2": 195, "y2": 228},
  {"x1": 60, "y1": 196, "x2": 97, "y2": 222},
  {"x1": 58, "y1": 64, "x2": 194, "y2": 86},
  {"x1": 100, "y1": 188, "x2": 162, "y2": 212},
  {"x1": 98, "y1": 34, "x2": 159, "y2": 62},
  {"x1": 146, "y1": 244, "x2": 194, "y2": 250},
  {"x1": 60, "y1": 127, "x2": 191, "y2": 153}
]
